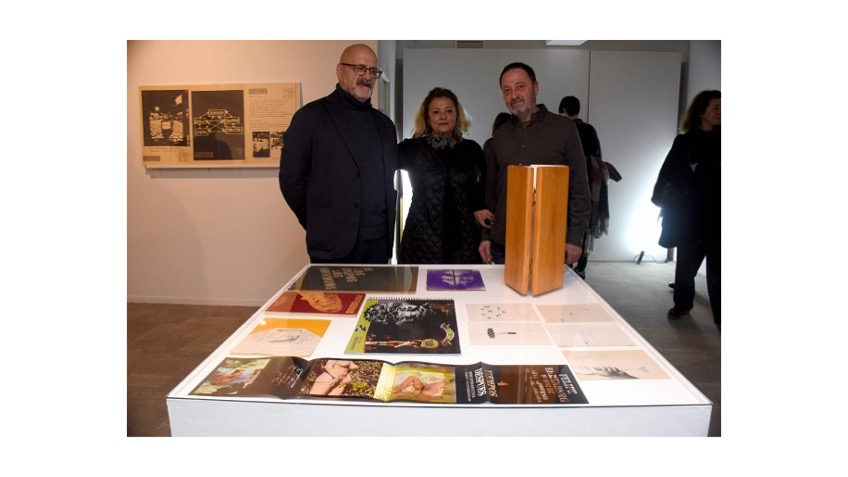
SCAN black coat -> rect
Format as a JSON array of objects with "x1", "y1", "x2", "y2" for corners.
[
  {"x1": 397, "y1": 137, "x2": 485, "y2": 264},
  {"x1": 279, "y1": 86, "x2": 398, "y2": 261},
  {"x1": 652, "y1": 127, "x2": 720, "y2": 248}
]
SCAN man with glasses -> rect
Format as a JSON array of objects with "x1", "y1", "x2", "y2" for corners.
[{"x1": 280, "y1": 44, "x2": 398, "y2": 264}]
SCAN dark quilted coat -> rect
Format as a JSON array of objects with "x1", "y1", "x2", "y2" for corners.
[{"x1": 398, "y1": 137, "x2": 486, "y2": 264}]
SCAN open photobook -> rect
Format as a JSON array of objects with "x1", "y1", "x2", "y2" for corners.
[
  {"x1": 345, "y1": 298, "x2": 460, "y2": 354},
  {"x1": 190, "y1": 356, "x2": 588, "y2": 405}
]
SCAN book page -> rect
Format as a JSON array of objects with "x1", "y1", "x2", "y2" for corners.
[
  {"x1": 230, "y1": 318, "x2": 331, "y2": 357},
  {"x1": 466, "y1": 303, "x2": 538, "y2": 322},
  {"x1": 546, "y1": 322, "x2": 635, "y2": 347},
  {"x1": 563, "y1": 350, "x2": 670, "y2": 380}
]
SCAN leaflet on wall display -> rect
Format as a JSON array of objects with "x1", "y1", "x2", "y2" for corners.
[
  {"x1": 345, "y1": 298, "x2": 460, "y2": 354},
  {"x1": 139, "y1": 82, "x2": 300, "y2": 168},
  {"x1": 291, "y1": 266, "x2": 418, "y2": 293},
  {"x1": 190, "y1": 356, "x2": 588, "y2": 405}
]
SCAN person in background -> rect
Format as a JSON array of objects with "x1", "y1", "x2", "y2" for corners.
[
  {"x1": 559, "y1": 95, "x2": 618, "y2": 279},
  {"x1": 479, "y1": 62, "x2": 591, "y2": 266},
  {"x1": 397, "y1": 87, "x2": 487, "y2": 264},
  {"x1": 279, "y1": 44, "x2": 398, "y2": 264},
  {"x1": 651, "y1": 90, "x2": 721, "y2": 330},
  {"x1": 482, "y1": 112, "x2": 512, "y2": 158}
]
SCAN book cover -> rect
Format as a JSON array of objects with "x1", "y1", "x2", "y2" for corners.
[
  {"x1": 468, "y1": 363, "x2": 588, "y2": 405},
  {"x1": 426, "y1": 269, "x2": 486, "y2": 291},
  {"x1": 189, "y1": 356, "x2": 309, "y2": 398},
  {"x1": 229, "y1": 317, "x2": 331, "y2": 357},
  {"x1": 345, "y1": 298, "x2": 461, "y2": 354},
  {"x1": 190, "y1": 356, "x2": 588, "y2": 405},
  {"x1": 292, "y1": 266, "x2": 418, "y2": 293},
  {"x1": 266, "y1": 290, "x2": 365, "y2": 315}
]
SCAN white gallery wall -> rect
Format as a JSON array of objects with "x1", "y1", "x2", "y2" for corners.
[
  {"x1": 401, "y1": 47, "x2": 684, "y2": 263},
  {"x1": 127, "y1": 40, "x2": 380, "y2": 306}
]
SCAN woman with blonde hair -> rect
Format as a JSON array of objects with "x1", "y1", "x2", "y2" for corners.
[{"x1": 398, "y1": 87, "x2": 487, "y2": 264}]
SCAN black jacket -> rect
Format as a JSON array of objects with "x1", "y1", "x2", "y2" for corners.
[
  {"x1": 397, "y1": 137, "x2": 485, "y2": 264},
  {"x1": 279, "y1": 85, "x2": 398, "y2": 261}
]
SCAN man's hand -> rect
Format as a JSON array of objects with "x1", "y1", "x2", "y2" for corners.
[
  {"x1": 479, "y1": 240, "x2": 493, "y2": 264},
  {"x1": 474, "y1": 209, "x2": 494, "y2": 228},
  {"x1": 565, "y1": 243, "x2": 583, "y2": 266}
]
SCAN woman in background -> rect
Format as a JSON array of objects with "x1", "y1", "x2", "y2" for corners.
[
  {"x1": 652, "y1": 90, "x2": 721, "y2": 330},
  {"x1": 397, "y1": 87, "x2": 487, "y2": 264}
]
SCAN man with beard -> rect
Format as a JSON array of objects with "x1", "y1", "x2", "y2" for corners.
[
  {"x1": 280, "y1": 44, "x2": 398, "y2": 263},
  {"x1": 478, "y1": 62, "x2": 591, "y2": 266}
]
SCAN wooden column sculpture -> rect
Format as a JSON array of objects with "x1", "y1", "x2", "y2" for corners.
[{"x1": 504, "y1": 165, "x2": 569, "y2": 296}]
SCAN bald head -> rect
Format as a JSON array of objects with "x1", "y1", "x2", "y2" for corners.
[
  {"x1": 339, "y1": 44, "x2": 376, "y2": 64},
  {"x1": 336, "y1": 44, "x2": 379, "y2": 102}
]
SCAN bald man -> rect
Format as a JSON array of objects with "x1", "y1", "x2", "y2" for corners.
[{"x1": 280, "y1": 44, "x2": 398, "y2": 263}]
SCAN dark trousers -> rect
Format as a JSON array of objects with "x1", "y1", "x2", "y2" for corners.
[
  {"x1": 491, "y1": 241, "x2": 506, "y2": 265},
  {"x1": 310, "y1": 235, "x2": 390, "y2": 265},
  {"x1": 673, "y1": 237, "x2": 721, "y2": 325}
]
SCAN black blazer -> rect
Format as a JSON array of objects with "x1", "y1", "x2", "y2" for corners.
[{"x1": 279, "y1": 86, "x2": 398, "y2": 261}]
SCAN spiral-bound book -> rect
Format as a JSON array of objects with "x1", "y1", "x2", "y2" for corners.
[{"x1": 345, "y1": 297, "x2": 460, "y2": 354}]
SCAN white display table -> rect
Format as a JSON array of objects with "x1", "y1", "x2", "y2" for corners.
[{"x1": 167, "y1": 264, "x2": 711, "y2": 436}]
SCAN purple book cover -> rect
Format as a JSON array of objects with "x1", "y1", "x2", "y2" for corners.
[{"x1": 426, "y1": 269, "x2": 485, "y2": 291}]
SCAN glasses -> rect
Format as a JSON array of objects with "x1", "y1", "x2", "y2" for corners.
[{"x1": 339, "y1": 63, "x2": 382, "y2": 79}]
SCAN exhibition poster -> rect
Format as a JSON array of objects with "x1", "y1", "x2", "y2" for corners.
[{"x1": 190, "y1": 356, "x2": 588, "y2": 405}]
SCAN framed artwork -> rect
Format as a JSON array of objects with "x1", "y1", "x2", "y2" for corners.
[{"x1": 139, "y1": 82, "x2": 300, "y2": 168}]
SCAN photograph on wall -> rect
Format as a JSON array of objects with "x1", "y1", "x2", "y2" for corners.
[
  {"x1": 266, "y1": 290, "x2": 365, "y2": 316},
  {"x1": 190, "y1": 356, "x2": 588, "y2": 405},
  {"x1": 466, "y1": 303, "x2": 538, "y2": 322},
  {"x1": 139, "y1": 82, "x2": 300, "y2": 168},
  {"x1": 345, "y1": 298, "x2": 460, "y2": 354},
  {"x1": 229, "y1": 317, "x2": 331, "y2": 357},
  {"x1": 141, "y1": 89, "x2": 190, "y2": 148},
  {"x1": 563, "y1": 350, "x2": 670, "y2": 381},
  {"x1": 191, "y1": 89, "x2": 245, "y2": 160}
]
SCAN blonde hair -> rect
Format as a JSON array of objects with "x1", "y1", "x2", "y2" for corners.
[{"x1": 410, "y1": 87, "x2": 472, "y2": 138}]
